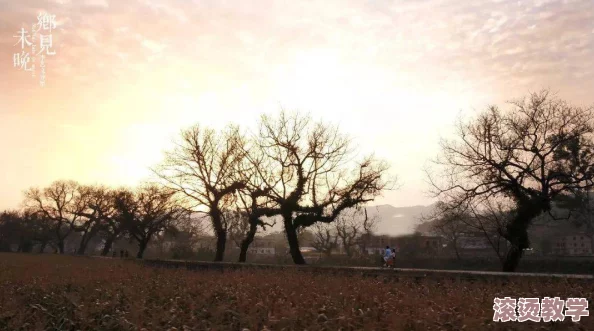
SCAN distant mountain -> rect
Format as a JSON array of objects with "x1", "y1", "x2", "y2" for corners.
[{"x1": 364, "y1": 204, "x2": 438, "y2": 236}]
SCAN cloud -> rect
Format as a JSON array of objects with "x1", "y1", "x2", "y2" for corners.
[
  {"x1": 3, "y1": 0, "x2": 592, "y2": 96},
  {"x1": 84, "y1": 0, "x2": 109, "y2": 8},
  {"x1": 0, "y1": 0, "x2": 593, "y2": 209}
]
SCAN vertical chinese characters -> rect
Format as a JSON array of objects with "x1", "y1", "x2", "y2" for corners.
[
  {"x1": 13, "y1": 28, "x2": 33, "y2": 72},
  {"x1": 36, "y1": 13, "x2": 57, "y2": 56},
  {"x1": 12, "y1": 12, "x2": 58, "y2": 87}
]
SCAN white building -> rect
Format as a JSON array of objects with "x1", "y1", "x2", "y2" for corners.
[
  {"x1": 247, "y1": 238, "x2": 277, "y2": 255},
  {"x1": 248, "y1": 246, "x2": 276, "y2": 255},
  {"x1": 552, "y1": 234, "x2": 593, "y2": 256}
]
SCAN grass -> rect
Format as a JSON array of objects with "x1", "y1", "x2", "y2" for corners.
[{"x1": 0, "y1": 253, "x2": 592, "y2": 330}]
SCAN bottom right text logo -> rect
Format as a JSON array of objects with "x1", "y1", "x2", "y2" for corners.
[{"x1": 493, "y1": 297, "x2": 589, "y2": 322}]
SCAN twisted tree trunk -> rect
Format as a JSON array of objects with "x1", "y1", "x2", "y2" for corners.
[{"x1": 284, "y1": 214, "x2": 306, "y2": 264}]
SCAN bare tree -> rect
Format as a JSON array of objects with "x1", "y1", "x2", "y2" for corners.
[
  {"x1": 24, "y1": 180, "x2": 86, "y2": 254},
  {"x1": 0, "y1": 210, "x2": 27, "y2": 252},
  {"x1": 154, "y1": 125, "x2": 247, "y2": 261},
  {"x1": 226, "y1": 209, "x2": 250, "y2": 250},
  {"x1": 334, "y1": 208, "x2": 376, "y2": 257},
  {"x1": 355, "y1": 208, "x2": 378, "y2": 256},
  {"x1": 255, "y1": 111, "x2": 392, "y2": 264},
  {"x1": 311, "y1": 223, "x2": 337, "y2": 256},
  {"x1": 427, "y1": 199, "x2": 515, "y2": 264},
  {"x1": 165, "y1": 213, "x2": 207, "y2": 259},
  {"x1": 115, "y1": 185, "x2": 186, "y2": 259},
  {"x1": 429, "y1": 90, "x2": 594, "y2": 271},
  {"x1": 231, "y1": 145, "x2": 279, "y2": 262},
  {"x1": 467, "y1": 200, "x2": 515, "y2": 266},
  {"x1": 225, "y1": 197, "x2": 276, "y2": 263},
  {"x1": 73, "y1": 185, "x2": 116, "y2": 255},
  {"x1": 98, "y1": 189, "x2": 125, "y2": 256},
  {"x1": 422, "y1": 202, "x2": 469, "y2": 260},
  {"x1": 24, "y1": 211, "x2": 54, "y2": 253}
]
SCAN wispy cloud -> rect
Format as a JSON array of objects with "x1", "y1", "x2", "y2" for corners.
[{"x1": 0, "y1": 0, "x2": 592, "y2": 209}]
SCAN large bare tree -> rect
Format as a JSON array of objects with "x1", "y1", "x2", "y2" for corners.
[
  {"x1": 154, "y1": 125, "x2": 247, "y2": 261},
  {"x1": 429, "y1": 90, "x2": 594, "y2": 271},
  {"x1": 254, "y1": 111, "x2": 391, "y2": 264}
]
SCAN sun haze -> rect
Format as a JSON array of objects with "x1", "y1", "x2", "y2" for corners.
[{"x1": 1, "y1": 0, "x2": 593, "y2": 210}]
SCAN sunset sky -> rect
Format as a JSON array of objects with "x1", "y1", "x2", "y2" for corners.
[{"x1": 0, "y1": 0, "x2": 593, "y2": 211}]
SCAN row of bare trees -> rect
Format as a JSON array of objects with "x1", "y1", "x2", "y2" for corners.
[
  {"x1": 154, "y1": 111, "x2": 393, "y2": 264},
  {"x1": 0, "y1": 181, "x2": 189, "y2": 259},
  {"x1": 10, "y1": 89, "x2": 589, "y2": 272},
  {"x1": 1, "y1": 111, "x2": 392, "y2": 265}
]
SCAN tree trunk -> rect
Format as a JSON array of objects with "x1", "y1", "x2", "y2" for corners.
[
  {"x1": 77, "y1": 243, "x2": 87, "y2": 255},
  {"x1": 360, "y1": 234, "x2": 369, "y2": 256},
  {"x1": 20, "y1": 240, "x2": 33, "y2": 253},
  {"x1": 77, "y1": 232, "x2": 90, "y2": 255},
  {"x1": 452, "y1": 238, "x2": 461, "y2": 260},
  {"x1": 38, "y1": 241, "x2": 47, "y2": 253},
  {"x1": 210, "y1": 210, "x2": 227, "y2": 262},
  {"x1": 284, "y1": 215, "x2": 306, "y2": 264},
  {"x1": 344, "y1": 239, "x2": 356, "y2": 258},
  {"x1": 502, "y1": 202, "x2": 540, "y2": 272},
  {"x1": 137, "y1": 240, "x2": 148, "y2": 259},
  {"x1": 57, "y1": 240, "x2": 65, "y2": 254},
  {"x1": 239, "y1": 219, "x2": 258, "y2": 263},
  {"x1": 101, "y1": 237, "x2": 114, "y2": 256},
  {"x1": 503, "y1": 242, "x2": 525, "y2": 272},
  {"x1": 585, "y1": 226, "x2": 594, "y2": 256},
  {"x1": 17, "y1": 236, "x2": 25, "y2": 252},
  {"x1": 214, "y1": 230, "x2": 227, "y2": 262}
]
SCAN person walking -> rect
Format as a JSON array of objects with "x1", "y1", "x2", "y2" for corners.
[
  {"x1": 383, "y1": 246, "x2": 392, "y2": 267},
  {"x1": 391, "y1": 246, "x2": 397, "y2": 268}
]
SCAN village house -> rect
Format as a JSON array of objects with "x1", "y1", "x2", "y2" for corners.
[
  {"x1": 247, "y1": 238, "x2": 276, "y2": 255},
  {"x1": 457, "y1": 232, "x2": 491, "y2": 250},
  {"x1": 552, "y1": 234, "x2": 593, "y2": 256},
  {"x1": 451, "y1": 231, "x2": 514, "y2": 258},
  {"x1": 361, "y1": 234, "x2": 394, "y2": 255}
]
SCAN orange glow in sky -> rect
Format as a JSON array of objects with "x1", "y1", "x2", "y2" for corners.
[{"x1": 1, "y1": 0, "x2": 593, "y2": 210}]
